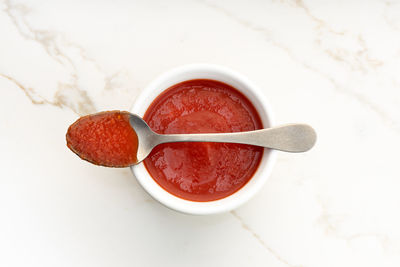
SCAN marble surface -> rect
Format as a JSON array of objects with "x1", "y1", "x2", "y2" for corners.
[{"x1": 1, "y1": 0, "x2": 400, "y2": 266}]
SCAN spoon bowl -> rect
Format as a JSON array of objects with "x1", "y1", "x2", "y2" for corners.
[{"x1": 128, "y1": 114, "x2": 159, "y2": 163}]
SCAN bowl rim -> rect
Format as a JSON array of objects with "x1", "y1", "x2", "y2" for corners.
[{"x1": 130, "y1": 64, "x2": 277, "y2": 215}]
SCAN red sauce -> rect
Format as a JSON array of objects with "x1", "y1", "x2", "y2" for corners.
[
  {"x1": 66, "y1": 111, "x2": 138, "y2": 167},
  {"x1": 143, "y1": 79, "x2": 263, "y2": 201}
]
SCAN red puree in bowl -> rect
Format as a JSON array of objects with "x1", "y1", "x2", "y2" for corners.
[{"x1": 143, "y1": 79, "x2": 263, "y2": 201}]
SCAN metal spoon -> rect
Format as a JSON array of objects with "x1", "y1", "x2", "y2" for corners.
[{"x1": 129, "y1": 114, "x2": 316, "y2": 164}]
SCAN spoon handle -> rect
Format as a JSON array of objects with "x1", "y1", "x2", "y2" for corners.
[{"x1": 157, "y1": 124, "x2": 316, "y2": 152}]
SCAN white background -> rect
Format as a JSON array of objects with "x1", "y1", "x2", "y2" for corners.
[{"x1": 1, "y1": 0, "x2": 400, "y2": 266}]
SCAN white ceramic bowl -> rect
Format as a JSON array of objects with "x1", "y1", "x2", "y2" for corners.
[{"x1": 130, "y1": 64, "x2": 276, "y2": 215}]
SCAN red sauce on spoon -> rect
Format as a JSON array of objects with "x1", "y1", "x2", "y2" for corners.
[{"x1": 66, "y1": 111, "x2": 138, "y2": 167}]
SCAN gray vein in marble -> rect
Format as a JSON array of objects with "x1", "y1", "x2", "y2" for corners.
[
  {"x1": 4, "y1": 0, "x2": 70, "y2": 67},
  {"x1": 288, "y1": 1, "x2": 383, "y2": 72},
  {"x1": 231, "y1": 211, "x2": 303, "y2": 267},
  {"x1": 315, "y1": 195, "x2": 398, "y2": 252},
  {"x1": 2, "y1": 0, "x2": 135, "y2": 116},
  {"x1": 383, "y1": 1, "x2": 400, "y2": 32},
  {"x1": 323, "y1": 35, "x2": 383, "y2": 74},
  {"x1": 0, "y1": 73, "x2": 95, "y2": 116},
  {"x1": 104, "y1": 70, "x2": 127, "y2": 91},
  {"x1": 356, "y1": 35, "x2": 383, "y2": 70},
  {"x1": 291, "y1": 0, "x2": 345, "y2": 35},
  {"x1": 295, "y1": 2, "x2": 384, "y2": 73},
  {"x1": 346, "y1": 233, "x2": 391, "y2": 247},
  {"x1": 0, "y1": 73, "x2": 48, "y2": 105},
  {"x1": 198, "y1": 0, "x2": 400, "y2": 133},
  {"x1": 293, "y1": 1, "x2": 384, "y2": 73},
  {"x1": 4, "y1": 1, "x2": 123, "y2": 96},
  {"x1": 3, "y1": 0, "x2": 96, "y2": 116},
  {"x1": 64, "y1": 40, "x2": 104, "y2": 73}
]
